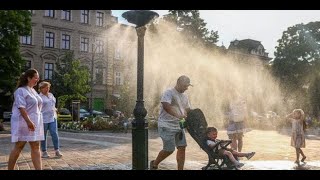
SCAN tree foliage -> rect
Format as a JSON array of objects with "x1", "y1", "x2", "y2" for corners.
[
  {"x1": 51, "y1": 51, "x2": 91, "y2": 109},
  {"x1": 0, "y1": 10, "x2": 31, "y2": 108},
  {"x1": 149, "y1": 10, "x2": 219, "y2": 49},
  {"x1": 272, "y1": 21, "x2": 320, "y2": 115},
  {"x1": 117, "y1": 81, "x2": 136, "y2": 117}
]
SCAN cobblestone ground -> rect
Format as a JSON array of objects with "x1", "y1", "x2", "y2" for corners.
[{"x1": 0, "y1": 122, "x2": 320, "y2": 170}]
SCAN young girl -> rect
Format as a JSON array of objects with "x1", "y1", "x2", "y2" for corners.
[
  {"x1": 206, "y1": 127, "x2": 255, "y2": 169},
  {"x1": 286, "y1": 109, "x2": 307, "y2": 164}
]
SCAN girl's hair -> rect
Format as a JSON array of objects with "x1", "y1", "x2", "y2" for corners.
[
  {"x1": 17, "y1": 68, "x2": 38, "y2": 88},
  {"x1": 293, "y1": 109, "x2": 307, "y2": 131},
  {"x1": 293, "y1": 109, "x2": 305, "y2": 121},
  {"x1": 206, "y1": 127, "x2": 218, "y2": 135}
]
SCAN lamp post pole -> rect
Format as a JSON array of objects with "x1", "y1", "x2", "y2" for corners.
[
  {"x1": 132, "y1": 26, "x2": 148, "y2": 170},
  {"x1": 122, "y1": 10, "x2": 159, "y2": 170}
]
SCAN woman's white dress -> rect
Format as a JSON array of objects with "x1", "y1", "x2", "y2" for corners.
[{"x1": 10, "y1": 86, "x2": 44, "y2": 142}]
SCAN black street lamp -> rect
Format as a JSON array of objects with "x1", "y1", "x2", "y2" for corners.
[{"x1": 122, "y1": 10, "x2": 159, "y2": 170}]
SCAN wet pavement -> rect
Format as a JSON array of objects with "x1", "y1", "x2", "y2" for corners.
[{"x1": 0, "y1": 122, "x2": 320, "y2": 170}]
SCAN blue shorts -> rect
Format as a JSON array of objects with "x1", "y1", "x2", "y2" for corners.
[{"x1": 158, "y1": 127, "x2": 187, "y2": 152}]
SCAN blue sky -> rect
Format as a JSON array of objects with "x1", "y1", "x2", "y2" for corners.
[{"x1": 112, "y1": 10, "x2": 320, "y2": 58}]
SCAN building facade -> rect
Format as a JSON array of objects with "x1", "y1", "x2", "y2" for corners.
[
  {"x1": 19, "y1": 10, "x2": 134, "y2": 111},
  {"x1": 227, "y1": 39, "x2": 272, "y2": 66}
]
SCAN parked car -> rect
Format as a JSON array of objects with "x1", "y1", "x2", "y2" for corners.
[
  {"x1": 57, "y1": 108, "x2": 72, "y2": 121},
  {"x1": 80, "y1": 108, "x2": 90, "y2": 120},
  {"x1": 92, "y1": 110, "x2": 109, "y2": 118},
  {"x1": 1, "y1": 105, "x2": 12, "y2": 122},
  {"x1": 3, "y1": 111, "x2": 12, "y2": 122}
]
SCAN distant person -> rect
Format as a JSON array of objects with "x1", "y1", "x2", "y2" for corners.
[
  {"x1": 305, "y1": 114, "x2": 312, "y2": 127},
  {"x1": 39, "y1": 81, "x2": 63, "y2": 158},
  {"x1": 119, "y1": 113, "x2": 129, "y2": 133},
  {"x1": 206, "y1": 127, "x2": 255, "y2": 169},
  {"x1": 8, "y1": 69, "x2": 44, "y2": 170},
  {"x1": 286, "y1": 109, "x2": 307, "y2": 164},
  {"x1": 224, "y1": 93, "x2": 248, "y2": 152},
  {"x1": 150, "y1": 75, "x2": 192, "y2": 170}
]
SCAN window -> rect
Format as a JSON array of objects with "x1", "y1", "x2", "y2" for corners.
[
  {"x1": 44, "y1": 63, "x2": 54, "y2": 80},
  {"x1": 95, "y1": 40, "x2": 103, "y2": 53},
  {"x1": 25, "y1": 60, "x2": 31, "y2": 71},
  {"x1": 45, "y1": 32, "x2": 55, "y2": 48},
  {"x1": 61, "y1": 34, "x2": 70, "y2": 49},
  {"x1": 115, "y1": 72, "x2": 122, "y2": 85},
  {"x1": 80, "y1": 37, "x2": 89, "y2": 52},
  {"x1": 45, "y1": 10, "x2": 55, "y2": 17},
  {"x1": 95, "y1": 68, "x2": 103, "y2": 84},
  {"x1": 21, "y1": 34, "x2": 32, "y2": 45},
  {"x1": 80, "y1": 10, "x2": 89, "y2": 24},
  {"x1": 115, "y1": 47, "x2": 121, "y2": 59},
  {"x1": 61, "y1": 10, "x2": 71, "y2": 21},
  {"x1": 96, "y1": 11, "x2": 104, "y2": 26}
]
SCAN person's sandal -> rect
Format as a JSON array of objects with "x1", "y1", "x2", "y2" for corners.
[
  {"x1": 301, "y1": 156, "x2": 306, "y2": 163},
  {"x1": 149, "y1": 160, "x2": 158, "y2": 170}
]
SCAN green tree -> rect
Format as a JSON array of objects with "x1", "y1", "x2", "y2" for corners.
[
  {"x1": 163, "y1": 10, "x2": 219, "y2": 47},
  {"x1": 117, "y1": 81, "x2": 136, "y2": 117},
  {"x1": 0, "y1": 10, "x2": 31, "y2": 109},
  {"x1": 272, "y1": 21, "x2": 320, "y2": 114},
  {"x1": 149, "y1": 10, "x2": 219, "y2": 49},
  {"x1": 308, "y1": 74, "x2": 320, "y2": 117},
  {"x1": 51, "y1": 52, "x2": 91, "y2": 110}
]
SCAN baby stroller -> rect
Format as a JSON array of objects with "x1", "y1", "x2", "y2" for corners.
[{"x1": 185, "y1": 108, "x2": 236, "y2": 170}]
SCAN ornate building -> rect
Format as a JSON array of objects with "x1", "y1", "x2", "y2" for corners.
[{"x1": 19, "y1": 10, "x2": 135, "y2": 111}]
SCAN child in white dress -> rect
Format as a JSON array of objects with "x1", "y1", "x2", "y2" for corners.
[{"x1": 286, "y1": 109, "x2": 307, "y2": 164}]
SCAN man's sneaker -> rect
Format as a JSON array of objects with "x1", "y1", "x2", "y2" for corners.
[
  {"x1": 55, "y1": 150, "x2": 63, "y2": 158},
  {"x1": 41, "y1": 151, "x2": 50, "y2": 158},
  {"x1": 235, "y1": 162, "x2": 244, "y2": 169},
  {"x1": 149, "y1": 160, "x2": 158, "y2": 170},
  {"x1": 246, "y1": 152, "x2": 255, "y2": 160}
]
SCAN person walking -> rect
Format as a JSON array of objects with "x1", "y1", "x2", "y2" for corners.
[{"x1": 39, "y1": 81, "x2": 63, "y2": 158}]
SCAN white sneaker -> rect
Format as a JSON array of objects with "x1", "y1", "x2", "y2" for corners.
[
  {"x1": 55, "y1": 150, "x2": 63, "y2": 158},
  {"x1": 235, "y1": 162, "x2": 244, "y2": 169},
  {"x1": 41, "y1": 151, "x2": 50, "y2": 158}
]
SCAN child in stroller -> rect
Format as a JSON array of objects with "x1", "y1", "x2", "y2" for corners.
[
  {"x1": 206, "y1": 127, "x2": 255, "y2": 169},
  {"x1": 185, "y1": 108, "x2": 255, "y2": 170}
]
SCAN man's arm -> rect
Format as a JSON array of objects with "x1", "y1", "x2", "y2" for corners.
[{"x1": 162, "y1": 102, "x2": 186, "y2": 119}]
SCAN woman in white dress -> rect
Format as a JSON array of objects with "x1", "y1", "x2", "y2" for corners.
[{"x1": 8, "y1": 69, "x2": 44, "y2": 170}]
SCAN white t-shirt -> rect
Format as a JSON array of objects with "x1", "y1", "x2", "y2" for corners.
[
  {"x1": 229, "y1": 99, "x2": 247, "y2": 122},
  {"x1": 158, "y1": 88, "x2": 191, "y2": 130},
  {"x1": 207, "y1": 139, "x2": 222, "y2": 150},
  {"x1": 39, "y1": 92, "x2": 57, "y2": 123}
]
